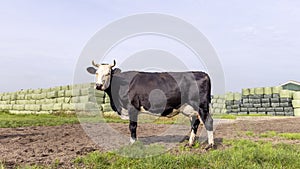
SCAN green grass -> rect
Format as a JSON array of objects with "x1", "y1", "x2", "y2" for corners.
[
  {"x1": 259, "y1": 131, "x2": 277, "y2": 138},
  {"x1": 73, "y1": 139, "x2": 300, "y2": 169},
  {"x1": 278, "y1": 133, "x2": 300, "y2": 140}
]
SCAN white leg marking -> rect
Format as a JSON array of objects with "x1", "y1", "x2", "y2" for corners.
[
  {"x1": 120, "y1": 108, "x2": 129, "y2": 120},
  {"x1": 130, "y1": 137, "x2": 136, "y2": 144},
  {"x1": 207, "y1": 130, "x2": 214, "y2": 145},
  {"x1": 189, "y1": 131, "x2": 196, "y2": 146}
]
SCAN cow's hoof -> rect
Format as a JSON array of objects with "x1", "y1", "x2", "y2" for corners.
[
  {"x1": 130, "y1": 138, "x2": 136, "y2": 144},
  {"x1": 204, "y1": 144, "x2": 214, "y2": 151}
]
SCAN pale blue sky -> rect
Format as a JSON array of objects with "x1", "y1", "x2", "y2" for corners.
[{"x1": 1, "y1": 0, "x2": 299, "y2": 93}]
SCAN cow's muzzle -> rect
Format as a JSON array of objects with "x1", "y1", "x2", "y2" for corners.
[{"x1": 95, "y1": 83, "x2": 103, "y2": 90}]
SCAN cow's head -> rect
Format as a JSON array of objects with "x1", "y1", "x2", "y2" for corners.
[{"x1": 87, "y1": 60, "x2": 116, "y2": 90}]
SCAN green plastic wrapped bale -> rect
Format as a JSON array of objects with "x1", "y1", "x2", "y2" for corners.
[
  {"x1": 257, "y1": 107, "x2": 266, "y2": 112},
  {"x1": 53, "y1": 103, "x2": 62, "y2": 111},
  {"x1": 272, "y1": 86, "x2": 282, "y2": 94},
  {"x1": 249, "y1": 99, "x2": 261, "y2": 104},
  {"x1": 42, "y1": 104, "x2": 54, "y2": 111},
  {"x1": 240, "y1": 107, "x2": 248, "y2": 112},
  {"x1": 72, "y1": 89, "x2": 81, "y2": 96},
  {"x1": 242, "y1": 88, "x2": 250, "y2": 96},
  {"x1": 79, "y1": 96, "x2": 96, "y2": 103},
  {"x1": 285, "y1": 112, "x2": 294, "y2": 116},
  {"x1": 274, "y1": 107, "x2": 284, "y2": 112},
  {"x1": 253, "y1": 103, "x2": 261, "y2": 108},
  {"x1": 242, "y1": 98, "x2": 249, "y2": 104},
  {"x1": 248, "y1": 107, "x2": 257, "y2": 112},
  {"x1": 62, "y1": 103, "x2": 75, "y2": 111},
  {"x1": 292, "y1": 100, "x2": 300, "y2": 108},
  {"x1": 254, "y1": 88, "x2": 264, "y2": 95},
  {"x1": 284, "y1": 107, "x2": 294, "y2": 112},
  {"x1": 65, "y1": 90, "x2": 72, "y2": 97},
  {"x1": 271, "y1": 103, "x2": 280, "y2": 107},
  {"x1": 102, "y1": 104, "x2": 113, "y2": 112},
  {"x1": 233, "y1": 92, "x2": 242, "y2": 101},
  {"x1": 279, "y1": 102, "x2": 292, "y2": 107},
  {"x1": 241, "y1": 103, "x2": 253, "y2": 108},
  {"x1": 267, "y1": 111, "x2": 275, "y2": 116},
  {"x1": 58, "y1": 90, "x2": 65, "y2": 97},
  {"x1": 249, "y1": 88, "x2": 255, "y2": 95},
  {"x1": 264, "y1": 87, "x2": 272, "y2": 95},
  {"x1": 36, "y1": 93, "x2": 47, "y2": 100},
  {"x1": 74, "y1": 103, "x2": 99, "y2": 111},
  {"x1": 293, "y1": 92, "x2": 300, "y2": 100},
  {"x1": 261, "y1": 103, "x2": 271, "y2": 107},
  {"x1": 266, "y1": 107, "x2": 274, "y2": 112},
  {"x1": 13, "y1": 104, "x2": 25, "y2": 110},
  {"x1": 294, "y1": 108, "x2": 300, "y2": 116},
  {"x1": 280, "y1": 90, "x2": 293, "y2": 98},
  {"x1": 275, "y1": 112, "x2": 285, "y2": 116},
  {"x1": 25, "y1": 105, "x2": 41, "y2": 111},
  {"x1": 261, "y1": 98, "x2": 270, "y2": 103},
  {"x1": 16, "y1": 100, "x2": 27, "y2": 104},
  {"x1": 271, "y1": 98, "x2": 280, "y2": 103},
  {"x1": 47, "y1": 91, "x2": 58, "y2": 99},
  {"x1": 225, "y1": 92, "x2": 234, "y2": 101},
  {"x1": 17, "y1": 94, "x2": 25, "y2": 100},
  {"x1": 56, "y1": 97, "x2": 65, "y2": 103}
]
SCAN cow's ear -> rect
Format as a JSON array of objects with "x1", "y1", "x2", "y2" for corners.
[
  {"x1": 112, "y1": 68, "x2": 121, "y2": 74},
  {"x1": 87, "y1": 67, "x2": 97, "y2": 74}
]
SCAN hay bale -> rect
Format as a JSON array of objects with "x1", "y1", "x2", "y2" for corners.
[
  {"x1": 249, "y1": 99, "x2": 261, "y2": 104},
  {"x1": 58, "y1": 90, "x2": 65, "y2": 97},
  {"x1": 280, "y1": 102, "x2": 292, "y2": 107},
  {"x1": 102, "y1": 104, "x2": 113, "y2": 112},
  {"x1": 33, "y1": 89, "x2": 42, "y2": 94},
  {"x1": 272, "y1": 94, "x2": 280, "y2": 98},
  {"x1": 72, "y1": 89, "x2": 81, "y2": 96},
  {"x1": 263, "y1": 94, "x2": 272, "y2": 98},
  {"x1": 240, "y1": 107, "x2": 248, "y2": 112},
  {"x1": 17, "y1": 94, "x2": 25, "y2": 100},
  {"x1": 275, "y1": 112, "x2": 285, "y2": 116},
  {"x1": 26, "y1": 100, "x2": 36, "y2": 104},
  {"x1": 62, "y1": 103, "x2": 75, "y2": 110},
  {"x1": 267, "y1": 111, "x2": 275, "y2": 116},
  {"x1": 271, "y1": 103, "x2": 280, "y2": 107},
  {"x1": 261, "y1": 103, "x2": 271, "y2": 107},
  {"x1": 257, "y1": 107, "x2": 266, "y2": 112},
  {"x1": 242, "y1": 88, "x2": 250, "y2": 96},
  {"x1": 284, "y1": 107, "x2": 293, "y2": 112},
  {"x1": 242, "y1": 98, "x2": 249, "y2": 104},
  {"x1": 65, "y1": 90, "x2": 73, "y2": 97},
  {"x1": 16, "y1": 100, "x2": 27, "y2": 104},
  {"x1": 271, "y1": 98, "x2": 280, "y2": 103},
  {"x1": 225, "y1": 92, "x2": 234, "y2": 101},
  {"x1": 234, "y1": 93, "x2": 242, "y2": 101},
  {"x1": 13, "y1": 104, "x2": 25, "y2": 110},
  {"x1": 285, "y1": 112, "x2": 294, "y2": 116},
  {"x1": 249, "y1": 88, "x2": 255, "y2": 95},
  {"x1": 36, "y1": 93, "x2": 47, "y2": 100},
  {"x1": 25, "y1": 105, "x2": 41, "y2": 111},
  {"x1": 253, "y1": 103, "x2": 261, "y2": 108},
  {"x1": 294, "y1": 108, "x2": 300, "y2": 116},
  {"x1": 292, "y1": 100, "x2": 300, "y2": 108},
  {"x1": 272, "y1": 86, "x2": 282, "y2": 94},
  {"x1": 41, "y1": 104, "x2": 54, "y2": 111},
  {"x1": 264, "y1": 87, "x2": 272, "y2": 95},
  {"x1": 255, "y1": 88, "x2": 264, "y2": 95},
  {"x1": 274, "y1": 107, "x2": 284, "y2": 112},
  {"x1": 248, "y1": 107, "x2": 257, "y2": 112},
  {"x1": 261, "y1": 98, "x2": 270, "y2": 103},
  {"x1": 79, "y1": 96, "x2": 96, "y2": 103},
  {"x1": 280, "y1": 90, "x2": 293, "y2": 98},
  {"x1": 241, "y1": 103, "x2": 253, "y2": 108},
  {"x1": 53, "y1": 103, "x2": 62, "y2": 111},
  {"x1": 47, "y1": 91, "x2": 58, "y2": 99},
  {"x1": 45, "y1": 99, "x2": 57, "y2": 104},
  {"x1": 266, "y1": 107, "x2": 274, "y2": 112},
  {"x1": 293, "y1": 92, "x2": 300, "y2": 100},
  {"x1": 56, "y1": 97, "x2": 65, "y2": 103}
]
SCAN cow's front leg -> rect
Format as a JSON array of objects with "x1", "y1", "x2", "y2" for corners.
[{"x1": 129, "y1": 107, "x2": 138, "y2": 144}]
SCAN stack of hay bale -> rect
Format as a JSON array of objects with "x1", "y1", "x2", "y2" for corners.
[
  {"x1": 211, "y1": 95, "x2": 226, "y2": 114},
  {"x1": 292, "y1": 92, "x2": 300, "y2": 116},
  {"x1": 225, "y1": 92, "x2": 243, "y2": 115},
  {"x1": 0, "y1": 83, "x2": 107, "y2": 114},
  {"x1": 226, "y1": 86, "x2": 295, "y2": 116}
]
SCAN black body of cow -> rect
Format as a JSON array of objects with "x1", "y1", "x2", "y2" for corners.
[{"x1": 104, "y1": 68, "x2": 213, "y2": 143}]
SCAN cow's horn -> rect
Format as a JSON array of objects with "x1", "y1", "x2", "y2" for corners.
[
  {"x1": 92, "y1": 60, "x2": 100, "y2": 67},
  {"x1": 111, "y1": 60, "x2": 116, "y2": 68}
]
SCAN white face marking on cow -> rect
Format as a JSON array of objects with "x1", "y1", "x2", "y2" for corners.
[
  {"x1": 95, "y1": 64, "x2": 112, "y2": 90},
  {"x1": 87, "y1": 60, "x2": 116, "y2": 91}
]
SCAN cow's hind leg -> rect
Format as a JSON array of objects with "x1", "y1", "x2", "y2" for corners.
[
  {"x1": 189, "y1": 114, "x2": 200, "y2": 147},
  {"x1": 129, "y1": 106, "x2": 138, "y2": 144},
  {"x1": 199, "y1": 107, "x2": 214, "y2": 148}
]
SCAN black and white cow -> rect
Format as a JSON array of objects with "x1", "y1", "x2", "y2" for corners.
[{"x1": 87, "y1": 60, "x2": 214, "y2": 147}]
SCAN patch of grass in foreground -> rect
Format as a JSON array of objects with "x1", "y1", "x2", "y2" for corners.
[
  {"x1": 0, "y1": 111, "x2": 80, "y2": 128},
  {"x1": 73, "y1": 139, "x2": 300, "y2": 169}
]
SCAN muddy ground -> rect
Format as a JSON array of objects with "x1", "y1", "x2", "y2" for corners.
[{"x1": 1, "y1": 117, "x2": 300, "y2": 168}]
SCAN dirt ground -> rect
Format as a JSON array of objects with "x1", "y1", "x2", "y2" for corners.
[{"x1": 1, "y1": 117, "x2": 300, "y2": 168}]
